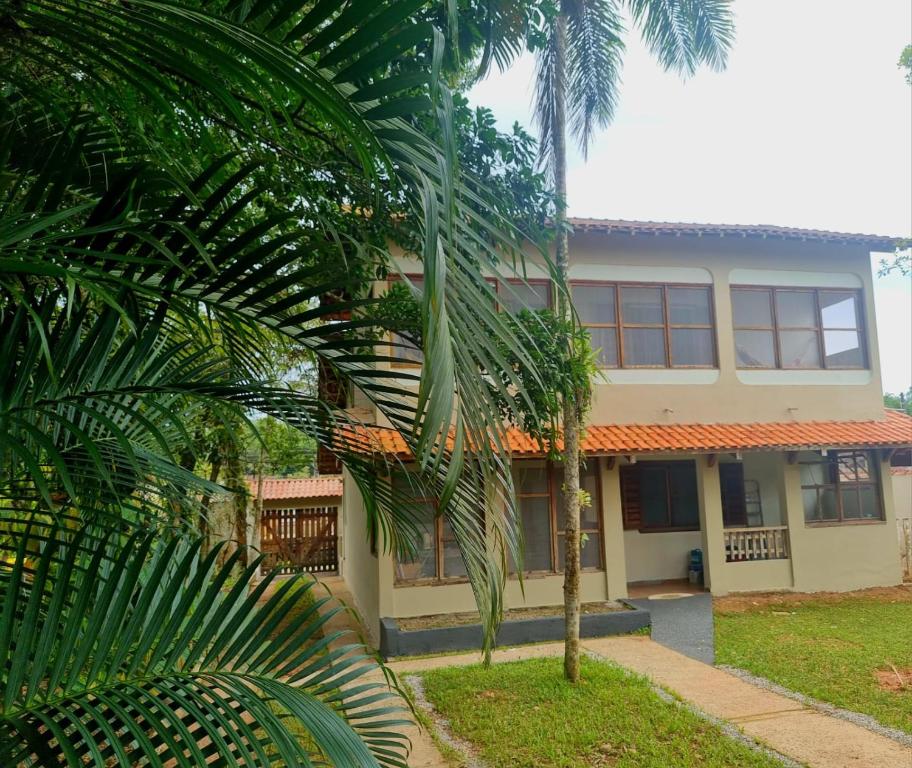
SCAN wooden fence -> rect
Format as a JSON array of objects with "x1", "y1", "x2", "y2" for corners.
[
  {"x1": 899, "y1": 519, "x2": 912, "y2": 580},
  {"x1": 261, "y1": 505, "x2": 338, "y2": 575}
]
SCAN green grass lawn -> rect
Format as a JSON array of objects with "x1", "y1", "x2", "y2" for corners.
[
  {"x1": 419, "y1": 656, "x2": 784, "y2": 768},
  {"x1": 715, "y1": 591, "x2": 912, "y2": 734}
]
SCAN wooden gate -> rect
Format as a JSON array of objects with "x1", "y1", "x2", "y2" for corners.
[
  {"x1": 899, "y1": 519, "x2": 912, "y2": 581},
  {"x1": 261, "y1": 505, "x2": 338, "y2": 575}
]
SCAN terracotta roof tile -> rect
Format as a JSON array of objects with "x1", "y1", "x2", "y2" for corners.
[
  {"x1": 567, "y1": 218, "x2": 900, "y2": 249},
  {"x1": 363, "y1": 411, "x2": 912, "y2": 459},
  {"x1": 246, "y1": 475, "x2": 342, "y2": 500}
]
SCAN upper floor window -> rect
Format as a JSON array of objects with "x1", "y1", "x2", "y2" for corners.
[
  {"x1": 572, "y1": 282, "x2": 716, "y2": 368},
  {"x1": 498, "y1": 279, "x2": 552, "y2": 314},
  {"x1": 732, "y1": 287, "x2": 866, "y2": 370},
  {"x1": 800, "y1": 451, "x2": 882, "y2": 524},
  {"x1": 389, "y1": 276, "x2": 551, "y2": 365}
]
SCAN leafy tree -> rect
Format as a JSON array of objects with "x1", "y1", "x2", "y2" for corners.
[
  {"x1": 480, "y1": 0, "x2": 735, "y2": 681},
  {"x1": 885, "y1": 389, "x2": 912, "y2": 416},
  {"x1": 900, "y1": 44, "x2": 912, "y2": 85},
  {"x1": 0, "y1": 0, "x2": 565, "y2": 763},
  {"x1": 246, "y1": 416, "x2": 318, "y2": 477}
]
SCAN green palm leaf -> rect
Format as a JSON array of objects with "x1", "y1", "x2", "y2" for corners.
[{"x1": 0, "y1": 525, "x2": 410, "y2": 767}]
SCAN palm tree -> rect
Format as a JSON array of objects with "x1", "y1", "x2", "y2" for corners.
[
  {"x1": 0, "y1": 1, "x2": 562, "y2": 763},
  {"x1": 480, "y1": 0, "x2": 734, "y2": 682}
]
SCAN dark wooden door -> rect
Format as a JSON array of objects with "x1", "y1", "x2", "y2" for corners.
[{"x1": 261, "y1": 505, "x2": 338, "y2": 574}]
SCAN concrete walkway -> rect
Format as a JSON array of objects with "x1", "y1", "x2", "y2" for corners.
[
  {"x1": 298, "y1": 580, "x2": 911, "y2": 768},
  {"x1": 387, "y1": 636, "x2": 912, "y2": 768},
  {"x1": 627, "y1": 592, "x2": 715, "y2": 663}
]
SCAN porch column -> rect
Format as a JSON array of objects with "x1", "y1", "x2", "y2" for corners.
[
  {"x1": 599, "y1": 458, "x2": 628, "y2": 600},
  {"x1": 696, "y1": 457, "x2": 726, "y2": 593},
  {"x1": 779, "y1": 454, "x2": 808, "y2": 591}
]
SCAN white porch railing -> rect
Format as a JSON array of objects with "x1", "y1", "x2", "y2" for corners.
[{"x1": 724, "y1": 526, "x2": 790, "y2": 562}]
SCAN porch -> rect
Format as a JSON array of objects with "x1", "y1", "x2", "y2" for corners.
[{"x1": 610, "y1": 446, "x2": 900, "y2": 597}]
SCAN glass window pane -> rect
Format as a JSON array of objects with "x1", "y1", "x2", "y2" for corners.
[
  {"x1": 859, "y1": 486, "x2": 880, "y2": 519},
  {"x1": 501, "y1": 282, "x2": 550, "y2": 313},
  {"x1": 557, "y1": 463, "x2": 599, "y2": 529},
  {"x1": 390, "y1": 332, "x2": 423, "y2": 363},
  {"x1": 671, "y1": 328, "x2": 714, "y2": 366},
  {"x1": 396, "y1": 507, "x2": 437, "y2": 580},
  {"x1": 820, "y1": 292, "x2": 859, "y2": 329},
  {"x1": 581, "y1": 533, "x2": 601, "y2": 568},
  {"x1": 620, "y1": 286, "x2": 664, "y2": 324},
  {"x1": 441, "y1": 520, "x2": 467, "y2": 578},
  {"x1": 556, "y1": 533, "x2": 602, "y2": 570},
  {"x1": 800, "y1": 462, "x2": 821, "y2": 485},
  {"x1": 734, "y1": 330, "x2": 776, "y2": 368},
  {"x1": 775, "y1": 291, "x2": 817, "y2": 327},
  {"x1": 587, "y1": 326, "x2": 619, "y2": 367},
  {"x1": 837, "y1": 454, "x2": 859, "y2": 482},
  {"x1": 514, "y1": 464, "x2": 549, "y2": 495},
  {"x1": 803, "y1": 487, "x2": 838, "y2": 522},
  {"x1": 853, "y1": 453, "x2": 870, "y2": 480},
  {"x1": 778, "y1": 330, "x2": 821, "y2": 368},
  {"x1": 511, "y1": 496, "x2": 552, "y2": 572},
  {"x1": 573, "y1": 284, "x2": 616, "y2": 324},
  {"x1": 668, "y1": 287, "x2": 711, "y2": 324},
  {"x1": 824, "y1": 330, "x2": 863, "y2": 368},
  {"x1": 640, "y1": 466, "x2": 669, "y2": 527},
  {"x1": 668, "y1": 464, "x2": 699, "y2": 528},
  {"x1": 732, "y1": 289, "x2": 772, "y2": 327},
  {"x1": 841, "y1": 488, "x2": 862, "y2": 520},
  {"x1": 623, "y1": 328, "x2": 666, "y2": 366}
]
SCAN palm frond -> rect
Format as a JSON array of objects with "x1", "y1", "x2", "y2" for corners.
[
  {"x1": 0, "y1": 525, "x2": 409, "y2": 767},
  {"x1": 564, "y1": 0, "x2": 625, "y2": 157},
  {"x1": 625, "y1": 0, "x2": 734, "y2": 76}
]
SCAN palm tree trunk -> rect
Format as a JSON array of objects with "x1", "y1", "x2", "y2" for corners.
[{"x1": 552, "y1": 9, "x2": 582, "y2": 684}]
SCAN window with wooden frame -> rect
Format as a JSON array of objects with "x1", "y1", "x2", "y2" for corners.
[
  {"x1": 800, "y1": 450, "x2": 882, "y2": 524},
  {"x1": 498, "y1": 278, "x2": 552, "y2": 314},
  {"x1": 571, "y1": 282, "x2": 716, "y2": 368},
  {"x1": 389, "y1": 274, "x2": 517, "y2": 365},
  {"x1": 509, "y1": 460, "x2": 603, "y2": 574},
  {"x1": 392, "y1": 473, "x2": 472, "y2": 583},
  {"x1": 732, "y1": 287, "x2": 867, "y2": 370},
  {"x1": 621, "y1": 461, "x2": 700, "y2": 532}
]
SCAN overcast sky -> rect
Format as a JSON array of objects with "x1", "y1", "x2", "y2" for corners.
[{"x1": 467, "y1": 0, "x2": 912, "y2": 394}]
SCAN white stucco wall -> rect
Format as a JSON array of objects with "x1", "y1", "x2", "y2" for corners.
[
  {"x1": 623, "y1": 529, "x2": 703, "y2": 583},
  {"x1": 340, "y1": 471, "x2": 381, "y2": 644}
]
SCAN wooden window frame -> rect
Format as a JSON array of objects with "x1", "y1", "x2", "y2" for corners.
[
  {"x1": 498, "y1": 278, "x2": 553, "y2": 313},
  {"x1": 392, "y1": 474, "x2": 476, "y2": 586},
  {"x1": 512, "y1": 460, "x2": 604, "y2": 575},
  {"x1": 621, "y1": 460, "x2": 701, "y2": 533},
  {"x1": 731, "y1": 286, "x2": 868, "y2": 371},
  {"x1": 389, "y1": 274, "x2": 512, "y2": 368},
  {"x1": 800, "y1": 450, "x2": 883, "y2": 526},
  {"x1": 570, "y1": 280, "x2": 718, "y2": 370}
]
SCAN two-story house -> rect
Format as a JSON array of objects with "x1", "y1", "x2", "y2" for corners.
[{"x1": 338, "y1": 219, "x2": 912, "y2": 646}]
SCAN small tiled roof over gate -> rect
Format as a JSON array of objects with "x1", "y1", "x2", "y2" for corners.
[
  {"x1": 245, "y1": 475, "x2": 342, "y2": 501},
  {"x1": 356, "y1": 410, "x2": 912, "y2": 459}
]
